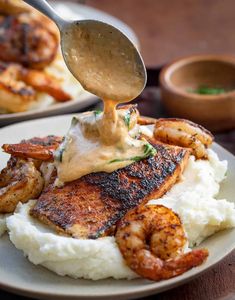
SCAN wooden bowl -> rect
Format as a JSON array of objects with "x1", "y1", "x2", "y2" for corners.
[{"x1": 159, "y1": 55, "x2": 235, "y2": 131}]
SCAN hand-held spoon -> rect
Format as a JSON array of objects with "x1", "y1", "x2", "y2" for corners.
[{"x1": 23, "y1": 0, "x2": 147, "y2": 101}]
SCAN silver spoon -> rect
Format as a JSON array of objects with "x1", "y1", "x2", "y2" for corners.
[{"x1": 23, "y1": 0, "x2": 147, "y2": 101}]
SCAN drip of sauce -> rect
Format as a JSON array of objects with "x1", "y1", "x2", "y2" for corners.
[
  {"x1": 55, "y1": 24, "x2": 152, "y2": 183},
  {"x1": 54, "y1": 100, "x2": 156, "y2": 183}
]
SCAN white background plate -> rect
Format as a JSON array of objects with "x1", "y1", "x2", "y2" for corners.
[
  {"x1": 0, "y1": 114, "x2": 234, "y2": 300},
  {"x1": 0, "y1": 1, "x2": 139, "y2": 127}
]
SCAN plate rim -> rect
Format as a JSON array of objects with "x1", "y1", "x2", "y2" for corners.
[
  {"x1": 0, "y1": 93, "x2": 99, "y2": 122},
  {"x1": 0, "y1": 247, "x2": 234, "y2": 300},
  {"x1": 0, "y1": 114, "x2": 234, "y2": 300}
]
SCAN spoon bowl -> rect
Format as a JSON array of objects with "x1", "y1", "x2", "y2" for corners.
[{"x1": 23, "y1": 0, "x2": 147, "y2": 101}]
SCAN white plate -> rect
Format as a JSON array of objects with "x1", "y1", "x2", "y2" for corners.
[
  {"x1": 0, "y1": 1, "x2": 139, "y2": 127},
  {"x1": 0, "y1": 115, "x2": 234, "y2": 300}
]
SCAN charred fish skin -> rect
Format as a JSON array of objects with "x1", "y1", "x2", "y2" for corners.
[
  {"x1": 85, "y1": 142, "x2": 187, "y2": 204},
  {"x1": 85, "y1": 143, "x2": 189, "y2": 238},
  {"x1": 30, "y1": 142, "x2": 190, "y2": 239}
]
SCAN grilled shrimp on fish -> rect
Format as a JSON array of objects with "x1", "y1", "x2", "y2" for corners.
[
  {"x1": 2, "y1": 136, "x2": 62, "y2": 161},
  {"x1": 154, "y1": 118, "x2": 214, "y2": 159},
  {"x1": 0, "y1": 157, "x2": 44, "y2": 213},
  {"x1": 116, "y1": 204, "x2": 208, "y2": 281}
]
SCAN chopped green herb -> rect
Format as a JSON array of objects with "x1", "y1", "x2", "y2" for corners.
[
  {"x1": 143, "y1": 143, "x2": 156, "y2": 156},
  {"x1": 55, "y1": 118, "x2": 78, "y2": 161},
  {"x1": 123, "y1": 111, "x2": 131, "y2": 129},
  {"x1": 108, "y1": 157, "x2": 141, "y2": 164},
  {"x1": 109, "y1": 158, "x2": 125, "y2": 164},
  {"x1": 188, "y1": 86, "x2": 227, "y2": 95},
  {"x1": 94, "y1": 109, "x2": 103, "y2": 117},
  {"x1": 108, "y1": 142, "x2": 156, "y2": 164},
  {"x1": 71, "y1": 117, "x2": 78, "y2": 126},
  {"x1": 54, "y1": 145, "x2": 65, "y2": 162},
  {"x1": 129, "y1": 155, "x2": 147, "y2": 162}
]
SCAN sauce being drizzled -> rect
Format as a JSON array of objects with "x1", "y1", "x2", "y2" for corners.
[
  {"x1": 55, "y1": 25, "x2": 152, "y2": 183},
  {"x1": 54, "y1": 99, "x2": 156, "y2": 183},
  {"x1": 62, "y1": 22, "x2": 146, "y2": 101}
]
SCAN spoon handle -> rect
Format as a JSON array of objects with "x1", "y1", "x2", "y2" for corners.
[{"x1": 22, "y1": 0, "x2": 66, "y2": 28}]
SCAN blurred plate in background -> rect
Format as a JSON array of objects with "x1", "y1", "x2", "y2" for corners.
[{"x1": 0, "y1": 1, "x2": 139, "y2": 126}]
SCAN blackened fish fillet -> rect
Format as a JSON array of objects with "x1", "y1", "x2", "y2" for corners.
[{"x1": 30, "y1": 141, "x2": 190, "y2": 239}]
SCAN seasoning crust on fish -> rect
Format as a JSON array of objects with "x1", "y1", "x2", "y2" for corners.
[{"x1": 30, "y1": 141, "x2": 190, "y2": 239}]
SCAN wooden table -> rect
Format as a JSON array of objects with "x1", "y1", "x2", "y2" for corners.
[
  {"x1": 0, "y1": 0, "x2": 234, "y2": 299},
  {"x1": 87, "y1": 0, "x2": 235, "y2": 68}
]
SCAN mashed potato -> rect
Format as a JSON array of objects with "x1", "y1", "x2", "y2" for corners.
[
  {"x1": 7, "y1": 201, "x2": 136, "y2": 280},
  {"x1": 149, "y1": 149, "x2": 235, "y2": 247},
  {"x1": 6, "y1": 149, "x2": 235, "y2": 280}
]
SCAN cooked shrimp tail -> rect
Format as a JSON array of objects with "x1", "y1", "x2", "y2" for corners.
[
  {"x1": 2, "y1": 143, "x2": 54, "y2": 161},
  {"x1": 137, "y1": 116, "x2": 156, "y2": 126},
  {"x1": 0, "y1": 62, "x2": 71, "y2": 111},
  {"x1": 2, "y1": 136, "x2": 62, "y2": 161},
  {"x1": 133, "y1": 248, "x2": 208, "y2": 281},
  {"x1": 161, "y1": 249, "x2": 209, "y2": 275},
  {"x1": 116, "y1": 204, "x2": 208, "y2": 281},
  {"x1": 21, "y1": 69, "x2": 71, "y2": 102}
]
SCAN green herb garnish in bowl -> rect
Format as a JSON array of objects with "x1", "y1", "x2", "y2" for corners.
[{"x1": 188, "y1": 86, "x2": 229, "y2": 95}]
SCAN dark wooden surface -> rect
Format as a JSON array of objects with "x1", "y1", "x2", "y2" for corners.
[
  {"x1": 0, "y1": 0, "x2": 235, "y2": 299},
  {"x1": 87, "y1": 0, "x2": 235, "y2": 69}
]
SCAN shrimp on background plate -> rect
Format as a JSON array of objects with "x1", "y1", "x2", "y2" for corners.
[{"x1": 0, "y1": 7, "x2": 58, "y2": 69}]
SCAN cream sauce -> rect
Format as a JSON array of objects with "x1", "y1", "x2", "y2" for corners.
[
  {"x1": 56, "y1": 23, "x2": 150, "y2": 183},
  {"x1": 62, "y1": 22, "x2": 145, "y2": 101},
  {"x1": 54, "y1": 104, "x2": 156, "y2": 183}
]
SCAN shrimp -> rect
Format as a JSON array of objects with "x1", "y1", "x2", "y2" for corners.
[
  {"x1": 154, "y1": 118, "x2": 214, "y2": 159},
  {"x1": 0, "y1": 12, "x2": 58, "y2": 69},
  {"x1": 0, "y1": 62, "x2": 71, "y2": 112},
  {"x1": 2, "y1": 136, "x2": 62, "y2": 161},
  {"x1": 0, "y1": 0, "x2": 31, "y2": 15},
  {"x1": 21, "y1": 68, "x2": 71, "y2": 102},
  {"x1": 0, "y1": 64, "x2": 36, "y2": 112},
  {"x1": 0, "y1": 157, "x2": 44, "y2": 213},
  {"x1": 2, "y1": 143, "x2": 54, "y2": 161},
  {"x1": 137, "y1": 116, "x2": 155, "y2": 126},
  {"x1": 116, "y1": 204, "x2": 208, "y2": 281}
]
